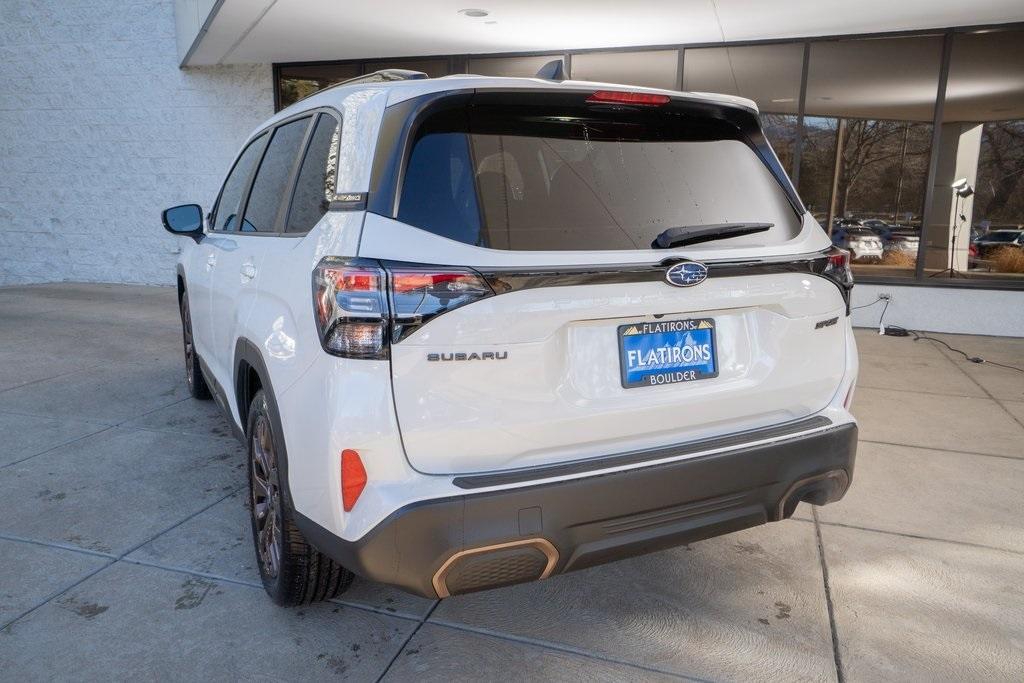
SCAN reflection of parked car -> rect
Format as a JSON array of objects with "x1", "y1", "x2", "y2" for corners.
[
  {"x1": 832, "y1": 218, "x2": 862, "y2": 231},
  {"x1": 883, "y1": 229, "x2": 919, "y2": 256},
  {"x1": 973, "y1": 229, "x2": 1024, "y2": 259},
  {"x1": 860, "y1": 218, "x2": 889, "y2": 232},
  {"x1": 832, "y1": 226, "x2": 884, "y2": 261},
  {"x1": 861, "y1": 221, "x2": 920, "y2": 256}
]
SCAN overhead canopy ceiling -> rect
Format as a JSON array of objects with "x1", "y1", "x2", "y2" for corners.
[{"x1": 180, "y1": 0, "x2": 1024, "y2": 66}]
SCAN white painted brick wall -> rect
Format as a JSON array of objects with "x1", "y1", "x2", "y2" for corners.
[{"x1": 0, "y1": 0, "x2": 273, "y2": 286}]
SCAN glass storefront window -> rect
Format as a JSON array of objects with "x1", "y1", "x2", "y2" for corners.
[
  {"x1": 801, "y1": 35, "x2": 943, "y2": 277},
  {"x1": 467, "y1": 55, "x2": 563, "y2": 78},
  {"x1": 271, "y1": 28, "x2": 1024, "y2": 288},
  {"x1": 682, "y1": 44, "x2": 803, "y2": 174},
  {"x1": 361, "y1": 58, "x2": 449, "y2": 78},
  {"x1": 799, "y1": 116, "x2": 840, "y2": 223},
  {"x1": 571, "y1": 50, "x2": 678, "y2": 90},
  {"x1": 929, "y1": 30, "x2": 1024, "y2": 281},
  {"x1": 277, "y1": 63, "x2": 360, "y2": 109}
]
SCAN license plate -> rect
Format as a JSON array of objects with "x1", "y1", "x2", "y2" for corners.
[{"x1": 618, "y1": 318, "x2": 718, "y2": 389}]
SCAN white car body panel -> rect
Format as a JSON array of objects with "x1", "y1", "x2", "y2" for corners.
[
  {"x1": 171, "y1": 73, "x2": 859, "y2": 555},
  {"x1": 358, "y1": 214, "x2": 846, "y2": 475}
]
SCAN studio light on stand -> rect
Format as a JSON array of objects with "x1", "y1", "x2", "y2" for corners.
[{"x1": 930, "y1": 178, "x2": 974, "y2": 278}]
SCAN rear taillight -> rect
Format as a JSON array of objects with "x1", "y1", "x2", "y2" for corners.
[
  {"x1": 389, "y1": 267, "x2": 493, "y2": 342},
  {"x1": 824, "y1": 247, "x2": 853, "y2": 286},
  {"x1": 313, "y1": 259, "x2": 389, "y2": 359},
  {"x1": 312, "y1": 258, "x2": 494, "y2": 357},
  {"x1": 813, "y1": 246, "x2": 854, "y2": 313}
]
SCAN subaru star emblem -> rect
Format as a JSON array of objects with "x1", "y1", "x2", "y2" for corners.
[{"x1": 665, "y1": 261, "x2": 708, "y2": 287}]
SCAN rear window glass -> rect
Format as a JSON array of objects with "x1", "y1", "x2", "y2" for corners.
[{"x1": 397, "y1": 95, "x2": 800, "y2": 251}]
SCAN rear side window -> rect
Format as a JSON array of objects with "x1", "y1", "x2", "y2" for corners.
[
  {"x1": 213, "y1": 133, "x2": 267, "y2": 232},
  {"x1": 241, "y1": 117, "x2": 310, "y2": 233},
  {"x1": 286, "y1": 113, "x2": 339, "y2": 233},
  {"x1": 398, "y1": 131, "x2": 482, "y2": 245},
  {"x1": 397, "y1": 94, "x2": 800, "y2": 251}
]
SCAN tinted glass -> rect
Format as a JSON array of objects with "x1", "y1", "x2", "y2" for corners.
[
  {"x1": 213, "y1": 134, "x2": 267, "y2": 232},
  {"x1": 286, "y1": 114, "x2": 339, "y2": 233},
  {"x1": 800, "y1": 35, "x2": 942, "y2": 277},
  {"x1": 683, "y1": 44, "x2": 803, "y2": 115},
  {"x1": 398, "y1": 132, "x2": 481, "y2": 245},
  {"x1": 242, "y1": 117, "x2": 310, "y2": 233},
  {"x1": 398, "y1": 97, "x2": 800, "y2": 251},
  {"x1": 571, "y1": 50, "x2": 678, "y2": 90},
  {"x1": 683, "y1": 44, "x2": 804, "y2": 175},
  {"x1": 930, "y1": 30, "x2": 1024, "y2": 281},
  {"x1": 467, "y1": 55, "x2": 563, "y2": 77},
  {"x1": 278, "y1": 63, "x2": 360, "y2": 109}
]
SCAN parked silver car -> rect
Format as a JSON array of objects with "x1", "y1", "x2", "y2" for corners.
[{"x1": 832, "y1": 226, "x2": 884, "y2": 261}]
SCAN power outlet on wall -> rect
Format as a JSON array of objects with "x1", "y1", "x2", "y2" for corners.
[{"x1": 877, "y1": 293, "x2": 892, "y2": 334}]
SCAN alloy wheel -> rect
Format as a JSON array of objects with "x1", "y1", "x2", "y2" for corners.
[
  {"x1": 251, "y1": 415, "x2": 283, "y2": 578},
  {"x1": 182, "y1": 300, "x2": 195, "y2": 390}
]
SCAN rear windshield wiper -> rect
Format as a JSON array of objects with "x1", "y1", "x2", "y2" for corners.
[{"x1": 652, "y1": 223, "x2": 773, "y2": 249}]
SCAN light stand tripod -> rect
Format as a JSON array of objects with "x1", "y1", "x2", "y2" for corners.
[{"x1": 930, "y1": 180, "x2": 974, "y2": 278}]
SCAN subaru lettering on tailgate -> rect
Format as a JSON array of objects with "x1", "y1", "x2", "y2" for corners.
[{"x1": 618, "y1": 318, "x2": 718, "y2": 388}]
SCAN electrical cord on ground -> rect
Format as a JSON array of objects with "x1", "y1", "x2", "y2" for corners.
[
  {"x1": 880, "y1": 323, "x2": 1024, "y2": 374},
  {"x1": 857, "y1": 293, "x2": 1024, "y2": 374}
]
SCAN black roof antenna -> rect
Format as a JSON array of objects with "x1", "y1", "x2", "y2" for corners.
[{"x1": 536, "y1": 59, "x2": 566, "y2": 82}]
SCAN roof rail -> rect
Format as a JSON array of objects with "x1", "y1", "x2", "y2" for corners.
[
  {"x1": 337, "y1": 69, "x2": 430, "y2": 86},
  {"x1": 288, "y1": 69, "x2": 429, "y2": 107}
]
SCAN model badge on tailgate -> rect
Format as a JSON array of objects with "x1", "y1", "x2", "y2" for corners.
[{"x1": 427, "y1": 351, "x2": 509, "y2": 361}]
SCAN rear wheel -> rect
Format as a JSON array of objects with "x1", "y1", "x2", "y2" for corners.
[
  {"x1": 247, "y1": 390, "x2": 353, "y2": 606},
  {"x1": 180, "y1": 293, "x2": 211, "y2": 400}
]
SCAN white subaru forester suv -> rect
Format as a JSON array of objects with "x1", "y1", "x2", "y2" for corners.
[{"x1": 162, "y1": 68, "x2": 858, "y2": 605}]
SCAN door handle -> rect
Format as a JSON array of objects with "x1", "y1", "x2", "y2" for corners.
[
  {"x1": 240, "y1": 263, "x2": 257, "y2": 281},
  {"x1": 206, "y1": 253, "x2": 216, "y2": 270}
]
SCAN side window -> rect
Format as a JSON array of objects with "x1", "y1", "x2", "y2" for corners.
[
  {"x1": 285, "y1": 113, "x2": 340, "y2": 233},
  {"x1": 397, "y1": 132, "x2": 482, "y2": 245},
  {"x1": 240, "y1": 117, "x2": 311, "y2": 233},
  {"x1": 212, "y1": 133, "x2": 267, "y2": 232}
]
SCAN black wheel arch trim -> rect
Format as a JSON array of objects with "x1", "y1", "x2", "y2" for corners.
[{"x1": 233, "y1": 338, "x2": 298, "y2": 510}]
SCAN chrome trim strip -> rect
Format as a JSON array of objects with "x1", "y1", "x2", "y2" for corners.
[{"x1": 478, "y1": 250, "x2": 831, "y2": 293}]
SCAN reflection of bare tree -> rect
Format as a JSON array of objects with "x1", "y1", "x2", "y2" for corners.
[
  {"x1": 797, "y1": 118, "x2": 838, "y2": 217},
  {"x1": 977, "y1": 122, "x2": 1024, "y2": 222},
  {"x1": 761, "y1": 114, "x2": 797, "y2": 174},
  {"x1": 798, "y1": 118, "x2": 931, "y2": 225},
  {"x1": 836, "y1": 120, "x2": 930, "y2": 220}
]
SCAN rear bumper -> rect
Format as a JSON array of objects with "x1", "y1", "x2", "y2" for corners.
[{"x1": 296, "y1": 421, "x2": 857, "y2": 598}]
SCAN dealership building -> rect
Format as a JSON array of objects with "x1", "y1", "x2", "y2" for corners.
[{"x1": 1, "y1": 0, "x2": 1022, "y2": 335}]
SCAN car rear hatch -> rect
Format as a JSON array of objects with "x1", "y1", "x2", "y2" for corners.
[{"x1": 357, "y1": 87, "x2": 852, "y2": 475}]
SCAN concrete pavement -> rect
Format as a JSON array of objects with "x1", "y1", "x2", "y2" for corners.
[{"x1": 1, "y1": 283, "x2": 1022, "y2": 681}]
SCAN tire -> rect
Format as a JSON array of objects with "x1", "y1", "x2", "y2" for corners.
[
  {"x1": 180, "y1": 293, "x2": 211, "y2": 400},
  {"x1": 247, "y1": 390, "x2": 354, "y2": 606}
]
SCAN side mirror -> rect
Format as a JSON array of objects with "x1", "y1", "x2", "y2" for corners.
[{"x1": 162, "y1": 204, "x2": 204, "y2": 243}]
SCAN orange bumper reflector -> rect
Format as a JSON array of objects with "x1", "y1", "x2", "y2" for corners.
[{"x1": 341, "y1": 449, "x2": 367, "y2": 512}]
